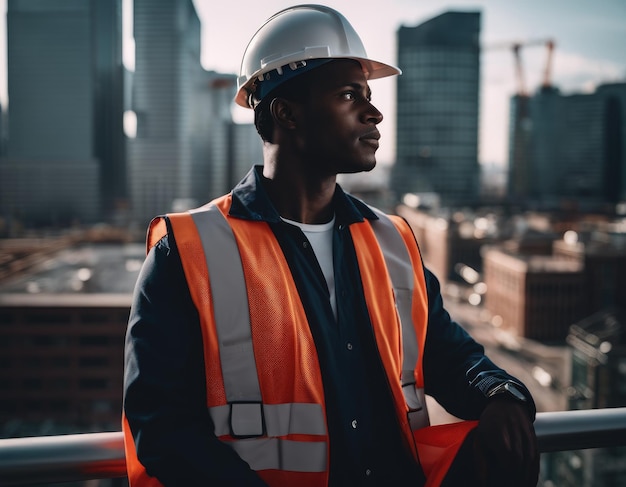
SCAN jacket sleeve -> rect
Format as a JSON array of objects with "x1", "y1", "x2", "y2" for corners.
[
  {"x1": 123, "y1": 226, "x2": 268, "y2": 486},
  {"x1": 421, "y1": 266, "x2": 536, "y2": 421}
]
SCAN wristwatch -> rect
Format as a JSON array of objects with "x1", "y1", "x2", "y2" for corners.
[{"x1": 487, "y1": 381, "x2": 528, "y2": 403}]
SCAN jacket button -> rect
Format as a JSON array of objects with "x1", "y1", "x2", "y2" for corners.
[
  {"x1": 365, "y1": 469, "x2": 372, "y2": 476},
  {"x1": 346, "y1": 342, "x2": 353, "y2": 350},
  {"x1": 351, "y1": 419, "x2": 357, "y2": 429}
]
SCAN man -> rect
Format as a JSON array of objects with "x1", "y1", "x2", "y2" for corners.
[{"x1": 123, "y1": 5, "x2": 539, "y2": 486}]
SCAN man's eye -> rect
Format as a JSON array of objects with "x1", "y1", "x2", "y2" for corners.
[{"x1": 341, "y1": 92, "x2": 355, "y2": 100}]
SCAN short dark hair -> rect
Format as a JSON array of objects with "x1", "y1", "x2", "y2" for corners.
[{"x1": 252, "y1": 69, "x2": 316, "y2": 143}]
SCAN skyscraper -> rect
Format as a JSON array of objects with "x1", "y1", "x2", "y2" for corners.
[
  {"x1": 392, "y1": 11, "x2": 481, "y2": 207},
  {"x1": 129, "y1": 0, "x2": 207, "y2": 224},
  {"x1": 0, "y1": 0, "x2": 125, "y2": 226},
  {"x1": 129, "y1": 0, "x2": 262, "y2": 223},
  {"x1": 513, "y1": 82, "x2": 626, "y2": 209},
  {"x1": 203, "y1": 72, "x2": 261, "y2": 202}
]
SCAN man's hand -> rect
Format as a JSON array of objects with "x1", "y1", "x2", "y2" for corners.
[{"x1": 473, "y1": 397, "x2": 539, "y2": 487}]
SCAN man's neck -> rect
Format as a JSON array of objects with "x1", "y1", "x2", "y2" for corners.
[{"x1": 262, "y1": 160, "x2": 336, "y2": 224}]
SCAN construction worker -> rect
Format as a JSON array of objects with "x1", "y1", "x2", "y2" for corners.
[{"x1": 123, "y1": 5, "x2": 539, "y2": 486}]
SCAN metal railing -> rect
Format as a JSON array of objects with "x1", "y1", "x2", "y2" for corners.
[{"x1": 1, "y1": 408, "x2": 626, "y2": 486}]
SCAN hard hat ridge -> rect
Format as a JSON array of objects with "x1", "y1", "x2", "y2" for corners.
[
  {"x1": 248, "y1": 58, "x2": 333, "y2": 108},
  {"x1": 235, "y1": 4, "x2": 401, "y2": 108}
]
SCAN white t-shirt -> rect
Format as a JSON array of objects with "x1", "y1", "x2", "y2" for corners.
[{"x1": 281, "y1": 216, "x2": 337, "y2": 319}]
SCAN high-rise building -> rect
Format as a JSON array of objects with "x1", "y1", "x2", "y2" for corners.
[
  {"x1": 509, "y1": 82, "x2": 626, "y2": 209},
  {"x1": 129, "y1": 0, "x2": 204, "y2": 224},
  {"x1": 228, "y1": 123, "x2": 263, "y2": 189},
  {"x1": 129, "y1": 1, "x2": 262, "y2": 223},
  {"x1": 392, "y1": 11, "x2": 481, "y2": 207},
  {"x1": 507, "y1": 93, "x2": 534, "y2": 202},
  {"x1": 0, "y1": 101, "x2": 5, "y2": 157},
  {"x1": 0, "y1": 0, "x2": 125, "y2": 226},
  {"x1": 203, "y1": 73, "x2": 262, "y2": 201}
]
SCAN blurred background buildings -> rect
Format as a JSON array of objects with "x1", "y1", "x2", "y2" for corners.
[
  {"x1": 0, "y1": 1, "x2": 625, "y2": 486},
  {"x1": 392, "y1": 11, "x2": 481, "y2": 207},
  {"x1": 129, "y1": 0, "x2": 257, "y2": 224},
  {"x1": 0, "y1": 0, "x2": 125, "y2": 226}
]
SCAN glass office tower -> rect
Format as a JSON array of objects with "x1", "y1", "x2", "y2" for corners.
[{"x1": 392, "y1": 11, "x2": 481, "y2": 207}]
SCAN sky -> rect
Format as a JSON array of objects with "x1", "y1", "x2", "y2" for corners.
[{"x1": 1, "y1": 0, "x2": 625, "y2": 166}]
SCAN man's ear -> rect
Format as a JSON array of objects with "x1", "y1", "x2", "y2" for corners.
[{"x1": 270, "y1": 97, "x2": 299, "y2": 130}]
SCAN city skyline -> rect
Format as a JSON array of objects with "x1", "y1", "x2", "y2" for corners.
[{"x1": 1, "y1": 0, "x2": 625, "y2": 166}]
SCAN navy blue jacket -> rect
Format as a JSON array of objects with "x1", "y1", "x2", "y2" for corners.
[{"x1": 124, "y1": 166, "x2": 534, "y2": 486}]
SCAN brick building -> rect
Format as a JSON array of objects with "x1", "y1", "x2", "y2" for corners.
[
  {"x1": 553, "y1": 229, "x2": 626, "y2": 317},
  {"x1": 0, "y1": 242, "x2": 141, "y2": 437},
  {"x1": 0, "y1": 294, "x2": 130, "y2": 437},
  {"x1": 482, "y1": 247, "x2": 585, "y2": 341}
]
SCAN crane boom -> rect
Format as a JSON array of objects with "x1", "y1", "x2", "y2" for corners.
[
  {"x1": 542, "y1": 39, "x2": 555, "y2": 89},
  {"x1": 483, "y1": 38, "x2": 556, "y2": 95}
]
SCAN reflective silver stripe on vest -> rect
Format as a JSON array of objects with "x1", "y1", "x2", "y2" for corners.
[
  {"x1": 229, "y1": 438, "x2": 327, "y2": 472},
  {"x1": 369, "y1": 208, "x2": 429, "y2": 430},
  {"x1": 189, "y1": 205, "x2": 327, "y2": 442},
  {"x1": 190, "y1": 205, "x2": 261, "y2": 405},
  {"x1": 210, "y1": 402, "x2": 326, "y2": 437}
]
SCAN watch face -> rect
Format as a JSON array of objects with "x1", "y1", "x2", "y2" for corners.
[{"x1": 504, "y1": 382, "x2": 527, "y2": 402}]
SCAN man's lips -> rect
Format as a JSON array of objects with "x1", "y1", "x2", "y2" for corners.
[{"x1": 360, "y1": 131, "x2": 380, "y2": 148}]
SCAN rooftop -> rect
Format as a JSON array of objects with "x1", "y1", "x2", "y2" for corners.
[{"x1": 0, "y1": 243, "x2": 144, "y2": 298}]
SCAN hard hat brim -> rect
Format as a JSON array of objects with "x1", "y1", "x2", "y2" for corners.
[{"x1": 235, "y1": 56, "x2": 401, "y2": 109}]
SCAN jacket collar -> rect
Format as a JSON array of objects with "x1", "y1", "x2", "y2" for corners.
[{"x1": 229, "y1": 165, "x2": 378, "y2": 225}]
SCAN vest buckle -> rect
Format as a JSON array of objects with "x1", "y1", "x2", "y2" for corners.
[
  {"x1": 229, "y1": 401, "x2": 266, "y2": 438},
  {"x1": 402, "y1": 383, "x2": 430, "y2": 430},
  {"x1": 402, "y1": 381, "x2": 423, "y2": 412}
]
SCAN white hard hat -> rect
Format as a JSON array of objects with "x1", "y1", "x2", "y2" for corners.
[{"x1": 235, "y1": 4, "x2": 401, "y2": 108}]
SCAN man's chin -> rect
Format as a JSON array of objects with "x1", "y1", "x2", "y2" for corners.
[{"x1": 342, "y1": 160, "x2": 377, "y2": 174}]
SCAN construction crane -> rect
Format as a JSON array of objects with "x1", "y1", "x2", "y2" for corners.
[
  {"x1": 485, "y1": 38, "x2": 556, "y2": 96},
  {"x1": 483, "y1": 38, "x2": 556, "y2": 201}
]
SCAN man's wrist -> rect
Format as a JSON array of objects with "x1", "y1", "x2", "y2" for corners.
[
  {"x1": 487, "y1": 381, "x2": 536, "y2": 419},
  {"x1": 488, "y1": 381, "x2": 527, "y2": 401}
]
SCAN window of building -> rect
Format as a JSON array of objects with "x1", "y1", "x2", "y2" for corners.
[
  {"x1": 79, "y1": 313, "x2": 111, "y2": 324},
  {"x1": 0, "y1": 400, "x2": 17, "y2": 414},
  {"x1": 0, "y1": 313, "x2": 14, "y2": 325},
  {"x1": 23, "y1": 378, "x2": 43, "y2": 390},
  {"x1": 50, "y1": 357, "x2": 71, "y2": 368},
  {"x1": 79, "y1": 356, "x2": 109, "y2": 367},
  {"x1": 79, "y1": 336, "x2": 112, "y2": 346},
  {"x1": 25, "y1": 400, "x2": 42, "y2": 412},
  {"x1": 79, "y1": 378, "x2": 108, "y2": 390},
  {"x1": 49, "y1": 400, "x2": 70, "y2": 412},
  {"x1": 30, "y1": 336, "x2": 70, "y2": 347},
  {"x1": 24, "y1": 313, "x2": 72, "y2": 325},
  {"x1": 23, "y1": 356, "x2": 43, "y2": 368},
  {"x1": 50, "y1": 378, "x2": 70, "y2": 390},
  {"x1": 92, "y1": 400, "x2": 112, "y2": 413}
]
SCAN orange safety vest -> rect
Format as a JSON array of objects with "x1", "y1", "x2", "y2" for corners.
[{"x1": 123, "y1": 194, "x2": 477, "y2": 487}]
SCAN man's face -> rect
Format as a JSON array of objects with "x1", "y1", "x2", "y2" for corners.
[{"x1": 293, "y1": 60, "x2": 384, "y2": 176}]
